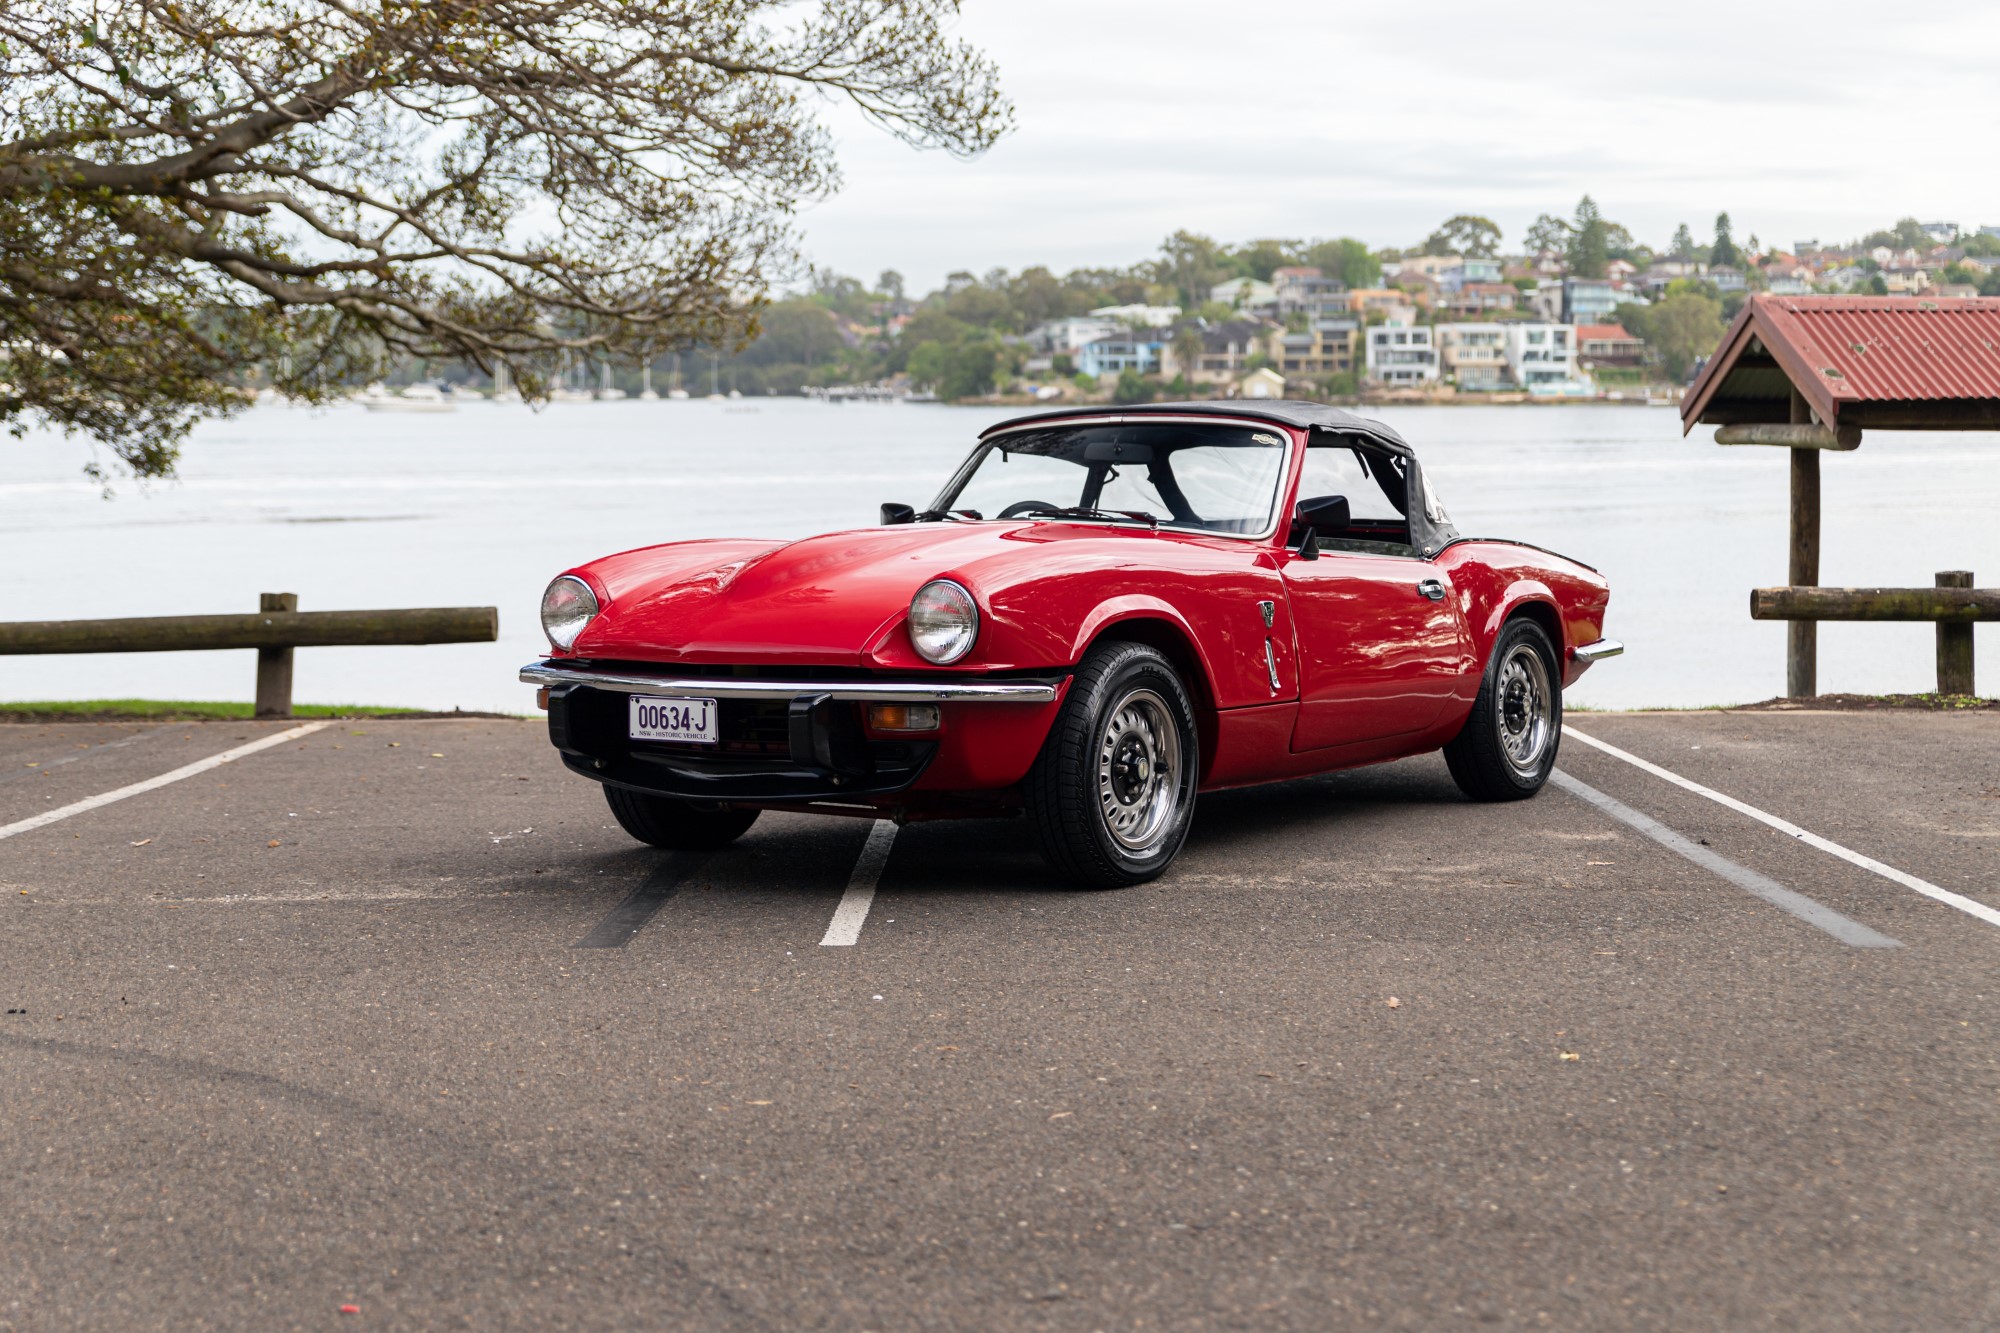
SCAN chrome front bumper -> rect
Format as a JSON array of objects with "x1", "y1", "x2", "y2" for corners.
[
  {"x1": 1573, "y1": 639, "x2": 1625, "y2": 663},
  {"x1": 519, "y1": 662, "x2": 1060, "y2": 704}
]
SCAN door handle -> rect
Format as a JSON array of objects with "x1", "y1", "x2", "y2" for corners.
[{"x1": 1417, "y1": 578, "x2": 1446, "y2": 601}]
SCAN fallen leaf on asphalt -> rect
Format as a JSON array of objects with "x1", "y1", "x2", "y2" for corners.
[
  {"x1": 1385, "y1": 997, "x2": 1400, "y2": 1009},
  {"x1": 1559, "y1": 1052, "x2": 1581, "y2": 1061},
  {"x1": 1049, "y1": 1111, "x2": 1072, "y2": 1120},
  {"x1": 130, "y1": 839, "x2": 153, "y2": 847},
  {"x1": 266, "y1": 839, "x2": 282, "y2": 848}
]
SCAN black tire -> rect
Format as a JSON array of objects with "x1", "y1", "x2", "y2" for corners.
[
  {"x1": 604, "y1": 786, "x2": 760, "y2": 849},
  {"x1": 1443, "y1": 616, "x2": 1562, "y2": 802},
  {"x1": 1027, "y1": 641, "x2": 1200, "y2": 888}
]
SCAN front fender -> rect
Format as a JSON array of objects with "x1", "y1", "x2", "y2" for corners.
[{"x1": 1070, "y1": 595, "x2": 1214, "y2": 676}]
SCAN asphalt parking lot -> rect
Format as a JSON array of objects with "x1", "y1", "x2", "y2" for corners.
[{"x1": 4, "y1": 709, "x2": 1999, "y2": 1330}]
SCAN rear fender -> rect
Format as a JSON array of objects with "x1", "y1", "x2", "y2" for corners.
[
  {"x1": 1487, "y1": 582, "x2": 1564, "y2": 653},
  {"x1": 1484, "y1": 586, "x2": 1582, "y2": 688}
]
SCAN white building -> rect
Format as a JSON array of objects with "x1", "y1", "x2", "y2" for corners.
[
  {"x1": 1437, "y1": 259, "x2": 1503, "y2": 292},
  {"x1": 1210, "y1": 277, "x2": 1277, "y2": 312},
  {"x1": 1027, "y1": 316, "x2": 1124, "y2": 355},
  {"x1": 1435, "y1": 323, "x2": 1509, "y2": 390},
  {"x1": 1386, "y1": 254, "x2": 1463, "y2": 281},
  {"x1": 1502, "y1": 323, "x2": 1587, "y2": 395},
  {"x1": 1365, "y1": 324, "x2": 1439, "y2": 387},
  {"x1": 1089, "y1": 303, "x2": 1181, "y2": 328},
  {"x1": 1271, "y1": 267, "x2": 1349, "y2": 318},
  {"x1": 1077, "y1": 333, "x2": 1165, "y2": 379},
  {"x1": 1237, "y1": 366, "x2": 1287, "y2": 399},
  {"x1": 1529, "y1": 280, "x2": 1564, "y2": 322}
]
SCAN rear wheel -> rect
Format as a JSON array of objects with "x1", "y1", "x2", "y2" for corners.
[
  {"x1": 1027, "y1": 642, "x2": 1199, "y2": 887},
  {"x1": 604, "y1": 786, "x2": 759, "y2": 849},
  {"x1": 1443, "y1": 617, "x2": 1562, "y2": 802}
]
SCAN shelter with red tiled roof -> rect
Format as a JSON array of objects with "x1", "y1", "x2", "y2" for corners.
[
  {"x1": 1684, "y1": 294, "x2": 2000, "y2": 432},
  {"x1": 1681, "y1": 295, "x2": 2000, "y2": 698}
]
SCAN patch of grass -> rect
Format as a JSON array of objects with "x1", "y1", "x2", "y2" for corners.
[
  {"x1": 0, "y1": 699, "x2": 466, "y2": 722},
  {"x1": 1734, "y1": 692, "x2": 1997, "y2": 713}
]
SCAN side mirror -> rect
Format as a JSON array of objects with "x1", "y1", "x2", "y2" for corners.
[
  {"x1": 880, "y1": 502, "x2": 916, "y2": 526},
  {"x1": 1295, "y1": 494, "x2": 1351, "y2": 534},
  {"x1": 1297, "y1": 527, "x2": 1320, "y2": 561}
]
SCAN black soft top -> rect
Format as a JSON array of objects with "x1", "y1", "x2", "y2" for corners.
[{"x1": 979, "y1": 400, "x2": 1412, "y2": 456}]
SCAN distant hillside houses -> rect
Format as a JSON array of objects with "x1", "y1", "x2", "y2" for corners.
[
  {"x1": 1003, "y1": 222, "x2": 1999, "y2": 401},
  {"x1": 1055, "y1": 310, "x2": 1605, "y2": 396}
]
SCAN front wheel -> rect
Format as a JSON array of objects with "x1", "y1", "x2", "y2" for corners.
[
  {"x1": 1442, "y1": 617, "x2": 1562, "y2": 801},
  {"x1": 1027, "y1": 642, "x2": 1200, "y2": 888},
  {"x1": 604, "y1": 786, "x2": 760, "y2": 849}
]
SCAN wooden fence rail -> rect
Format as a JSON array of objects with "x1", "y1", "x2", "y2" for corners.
[
  {"x1": 1750, "y1": 571, "x2": 1994, "y2": 696},
  {"x1": 0, "y1": 593, "x2": 499, "y2": 717}
]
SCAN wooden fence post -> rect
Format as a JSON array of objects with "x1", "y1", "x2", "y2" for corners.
[
  {"x1": 1937, "y1": 570, "x2": 1975, "y2": 696},
  {"x1": 1787, "y1": 390, "x2": 1820, "y2": 698},
  {"x1": 255, "y1": 592, "x2": 298, "y2": 718}
]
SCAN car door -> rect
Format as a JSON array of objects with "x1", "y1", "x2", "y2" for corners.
[{"x1": 1283, "y1": 441, "x2": 1475, "y2": 751}]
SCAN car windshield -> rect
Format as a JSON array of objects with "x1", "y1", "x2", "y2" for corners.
[{"x1": 934, "y1": 423, "x2": 1288, "y2": 535}]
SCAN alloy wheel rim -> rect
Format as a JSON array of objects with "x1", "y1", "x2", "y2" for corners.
[
  {"x1": 1496, "y1": 643, "x2": 1553, "y2": 778},
  {"x1": 1095, "y1": 687, "x2": 1182, "y2": 855}
]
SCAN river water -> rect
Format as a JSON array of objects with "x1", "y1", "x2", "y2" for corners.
[{"x1": 3, "y1": 398, "x2": 1995, "y2": 713}]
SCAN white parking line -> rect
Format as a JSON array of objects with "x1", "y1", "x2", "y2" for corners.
[
  {"x1": 0, "y1": 722, "x2": 332, "y2": 843},
  {"x1": 1551, "y1": 770, "x2": 1900, "y2": 948},
  {"x1": 1564, "y1": 724, "x2": 2000, "y2": 933},
  {"x1": 821, "y1": 820, "x2": 897, "y2": 947}
]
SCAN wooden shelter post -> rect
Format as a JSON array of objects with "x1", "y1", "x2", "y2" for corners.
[{"x1": 1787, "y1": 390, "x2": 1819, "y2": 697}]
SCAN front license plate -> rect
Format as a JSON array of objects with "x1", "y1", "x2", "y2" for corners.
[{"x1": 628, "y1": 695, "x2": 718, "y2": 745}]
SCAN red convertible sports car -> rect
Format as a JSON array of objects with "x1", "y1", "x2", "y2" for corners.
[{"x1": 524, "y1": 402, "x2": 1620, "y2": 886}]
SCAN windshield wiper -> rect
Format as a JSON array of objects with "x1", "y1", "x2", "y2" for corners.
[{"x1": 1019, "y1": 505, "x2": 1159, "y2": 527}]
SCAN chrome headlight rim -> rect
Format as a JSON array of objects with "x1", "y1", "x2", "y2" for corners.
[
  {"x1": 540, "y1": 574, "x2": 600, "y2": 651},
  {"x1": 908, "y1": 578, "x2": 980, "y2": 665}
]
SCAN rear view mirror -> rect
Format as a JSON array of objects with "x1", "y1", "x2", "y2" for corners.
[
  {"x1": 880, "y1": 502, "x2": 916, "y2": 526},
  {"x1": 1083, "y1": 440, "x2": 1156, "y2": 464}
]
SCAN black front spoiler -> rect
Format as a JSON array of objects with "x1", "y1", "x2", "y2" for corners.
[{"x1": 547, "y1": 683, "x2": 936, "y2": 803}]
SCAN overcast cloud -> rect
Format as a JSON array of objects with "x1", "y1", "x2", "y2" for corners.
[{"x1": 796, "y1": 0, "x2": 2000, "y2": 290}]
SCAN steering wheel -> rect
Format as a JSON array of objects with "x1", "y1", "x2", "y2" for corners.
[{"x1": 998, "y1": 500, "x2": 1060, "y2": 519}]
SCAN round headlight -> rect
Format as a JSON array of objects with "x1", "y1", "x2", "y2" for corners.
[
  {"x1": 541, "y1": 575, "x2": 599, "y2": 651},
  {"x1": 908, "y1": 579, "x2": 979, "y2": 665}
]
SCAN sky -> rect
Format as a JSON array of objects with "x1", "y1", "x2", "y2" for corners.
[{"x1": 795, "y1": 0, "x2": 2000, "y2": 292}]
